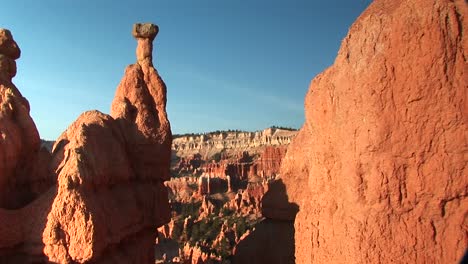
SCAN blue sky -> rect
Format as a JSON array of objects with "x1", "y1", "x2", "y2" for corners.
[{"x1": 2, "y1": 0, "x2": 371, "y2": 140}]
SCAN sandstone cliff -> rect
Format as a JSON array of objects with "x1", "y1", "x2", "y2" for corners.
[
  {"x1": 249, "y1": 146, "x2": 287, "y2": 179},
  {"x1": 0, "y1": 23, "x2": 172, "y2": 263},
  {"x1": 264, "y1": 0, "x2": 467, "y2": 263}
]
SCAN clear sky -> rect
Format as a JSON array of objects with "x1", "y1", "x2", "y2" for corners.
[{"x1": 2, "y1": 0, "x2": 371, "y2": 140}]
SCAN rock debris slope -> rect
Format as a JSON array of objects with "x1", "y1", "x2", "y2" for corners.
[
  {"x1": 0, "y1": 23, "x2": 172, "y2": 263},
  {"x1": 271, "y1": 0, "x2": 467, "y2": 263}
]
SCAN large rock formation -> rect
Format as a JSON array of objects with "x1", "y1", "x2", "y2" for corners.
[
  {"x1": 0, "y1": 23, "x2": 172, "y2": 263},
  {"x1": 265, "y1": 0, "x2": 467, "y2": 263},
  {"x1": 0, "y1": 29, "x2": 53, "y2": 210},
  {"x1": 111, "y1": 23, "x2": 171, "y2": 182}
]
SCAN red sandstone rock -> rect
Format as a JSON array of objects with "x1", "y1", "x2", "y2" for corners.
[
  {"x1": 249, "y1": 146, "x2": 287, "y2": 179},
  {"x1": 44, "y1": 110, "x2": 170, "y2": 262},
  {"x1": 197, "y1": 175, "x2": 228, "y2": 195},
  {"x1": 0, "y1": 23, "x2": 172, "y2": 263},
  {"x1": 111, "y1": 23, "x2": 171, "y2": 182},
  {"x1": 182, "y1": 243, "x2": 211, "y2": 264},
  {"x1": 0, "y1": 30, "x2": 52, "y2": 210},
  {"x1": 157, "y1": 218, "x2": 176, "y2": 240},
  {"x1": 201, "y1": 151, "x2": 252, "y2": 181},
  {"x1": 166, "y1": 176, "x2": 198, "y2": 203},
  {"x1": 225, "y1": 182, "x2": 267, "y2": 217},
  {"x1": 172, "y1": 154, "x2": 203, "y2": 176},
  {"x1": 266, "y1": 0, "x2": 468, "y2": 263},
  {"x1": 198, "y1": 195, "x2": 216, "y2": 219},
  {"x1": 213, "y1": 220, "x2": 235, "y2": 249},
  {"x1": 0, "y1": 29, "x2": 20, "y2": 60}
]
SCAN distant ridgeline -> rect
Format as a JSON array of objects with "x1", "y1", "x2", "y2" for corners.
[
  {"x1": 172, "y1": 127, "x2": 298, "y2": 158},
  {"x1": 173, "y1": 126, "x2": 297, "y2": 138},
  {"x1": 41, "y1": 126, "x2": 298, "y2": 156}
]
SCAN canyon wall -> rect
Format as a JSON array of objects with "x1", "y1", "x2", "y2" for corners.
[
  {"x1": 172, "y1": 128, "x2": 297, "y2": 158},
  {"x1": 268, "y1": 0, "x2": 467, "y2": 263},
  {"x1": 249, "y1": 146, "x2": 287, "y2": 179},
  {"x1": 0, "y1": 23, "x2": 172, "y2": 263}
]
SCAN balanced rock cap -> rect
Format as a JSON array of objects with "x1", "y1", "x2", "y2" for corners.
[
  {"x1": 0, "y1": 29, "x2": 21, "y2": 60},
  {"x1": 132, "y1": 23, "x2": 159, "y2": 40}
]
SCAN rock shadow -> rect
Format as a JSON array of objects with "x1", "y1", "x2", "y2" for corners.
[
  {"x1": 0, "y1": 186, "x2": 58, "y2": 263},
  {"x1": 232, "y1": 179, "x2": 298, "y2": 264}
]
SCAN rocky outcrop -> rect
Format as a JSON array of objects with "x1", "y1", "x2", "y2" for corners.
[
  {"x1": 157, "y1": 218, "x2": 176, "y2": 240},
  {"x1": 198, "y1": 195, "x2": 216, "y2": 219},
  {"x1": 197, "y1": 175, "x2": 228, "y2": 195},
  {"x1": 201, "y1": 151, "x2": 252, "y2": 180},
  {"x1": 249, "y1": 146, "x2": 287, "y2": 179},
  {"x1": 212, "y1": 220, "x2": 236, "y2": 249},
  {"x1": 172, "y1": 128, "x2": 297, "y2": 158},
  {"x1": 182, "y1": 243, "x2": 213, "y2": 264},
  {"x1": 166, "y1": 176, "x2": 198, "y2": 203},
  {"x1": 111, "y1": 23, "x2": 171, "y2": 182},
  {"x1": 0, "y1": 23, "x2": 172, "y2": 263},
  {"x1": 225, "y1": 181, "x2": 268, "y2": 217},
  {"x1": 268, "y1": 0, "x2": 467, "y2": 263},
  {"x1": 172, "y1": 154, "x2": 203, "y2": 176},
  {"x1": 0, "y1": 29, "x2": 53, "y2": 210}
]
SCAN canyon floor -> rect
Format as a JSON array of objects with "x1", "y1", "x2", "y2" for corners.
[{"x1": 160, "y1": 127, "x2": 297, "y2": 263}]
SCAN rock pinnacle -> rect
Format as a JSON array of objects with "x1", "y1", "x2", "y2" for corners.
[{"x1": 133, "y1": 23, "x2": 158, "y2": 66}]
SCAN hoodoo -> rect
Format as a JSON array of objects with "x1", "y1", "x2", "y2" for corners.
[
  {"x1": 0, "y1": 23, "x2": 172, "y2": 263},
  {"x1": 0, "y1": 29, "x2": 52, "y2": 210}
]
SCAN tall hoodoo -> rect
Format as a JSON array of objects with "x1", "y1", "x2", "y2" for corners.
[
  {"x1": 43, "y1": 22, "x2": 172, "y2": 263},
  {"x1": 0, "y1": 29, "x2": 20, "y2": 81},
  {"x1": 0, "y1": 23, "x2": 172, "y2": 263},
  {"x1": 133, "y1": 23, "x2": 158, "y2": 66},
  {"x1": 111, "y1": 23, "x2": 171, "y2": 182},
  {"x1": 267, "y1": 0, "x2": 467, "y2": 263}
]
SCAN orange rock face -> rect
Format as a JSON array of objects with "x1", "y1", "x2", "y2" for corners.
[
  {"x1": 111, "y1": 23, "x2": 171, "y2": 182},
  {"x1": 249, "y1": 146, "x2": 287, "y2": 179},
  {"x1": 201, "y1": 151, "x2": 252, "y2": 181},
  {"x1": 0, "y1": 29, "x2": 52, "y2": 210},
  {"x1": 273, "y1": 0, "x2": 467, "y2": 263},
  {"x1": 0, "y1": 23, "x2": 172, "y2": 263}
]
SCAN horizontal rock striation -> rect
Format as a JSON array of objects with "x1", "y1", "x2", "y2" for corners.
[{"x1": 172, "y1": 128, "x2": 297, "y2": 159}]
